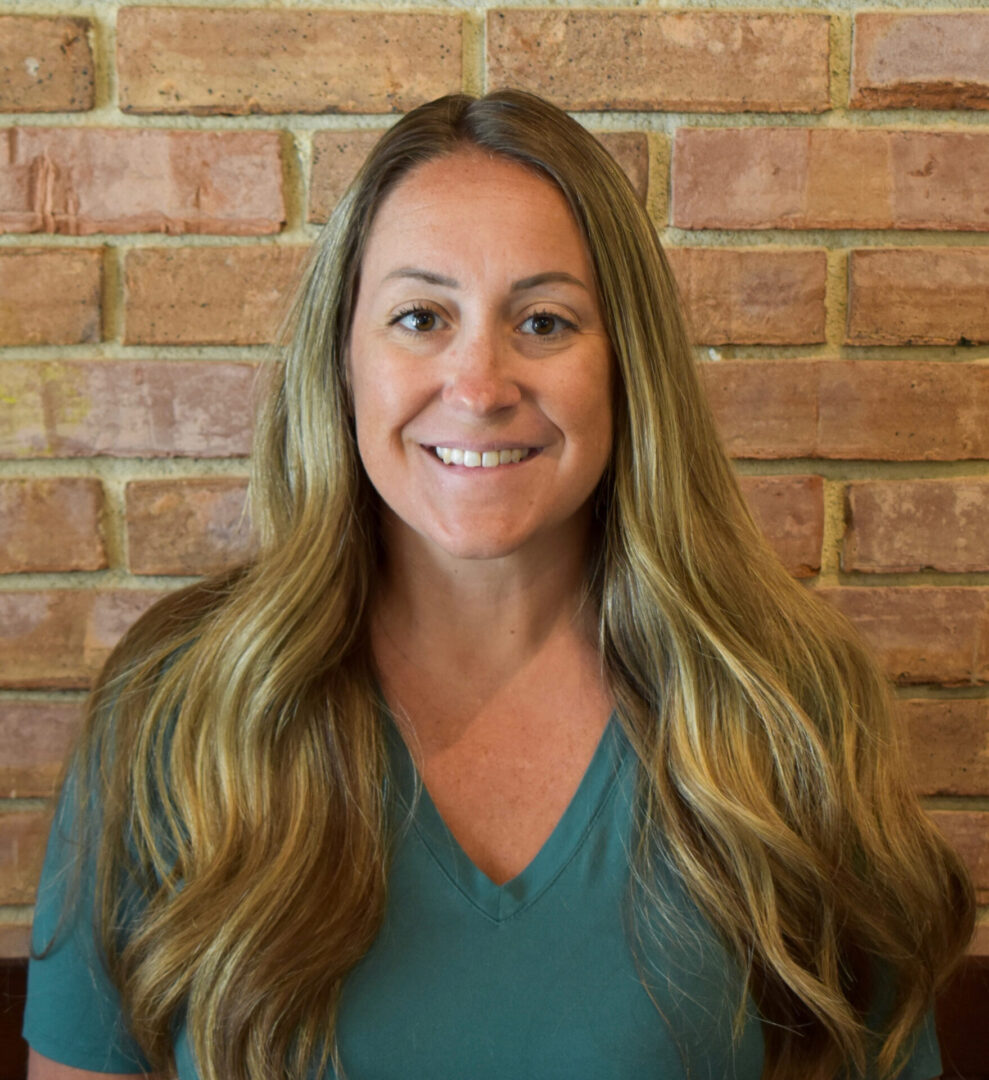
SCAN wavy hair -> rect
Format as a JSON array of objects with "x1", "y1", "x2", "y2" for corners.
[{"x1": 67, "y1": 91, "x2": 972, "y2": 1080}]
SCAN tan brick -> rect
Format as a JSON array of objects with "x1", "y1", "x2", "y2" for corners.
[
  {"x1": 851, "y1": 13, "x2": 989, "y2": 111},
  {"x1": 703, "y1": 360, "x2": 989, "y2": 462},
  {"x1": 309, "y1": 130, "x2": 385, "y2": 224},
  {"x1": 118, "y1": 8, "x2": 462, "y2": 115},
  {"x1": 0, "y1": 361, "x2": 256, "y2": 459},
  {"x1": 124, "y1": 246, "x2": 307, "y2": 345},
  {"x1": 0, "y1": 478, "x2": 106, "y2": 573},
  {"x1": 0, "y1": 924, "x2": 31, "y2": 959},
  {"x1": 738, "y1": 475, "x2": 823, "y2": 578},
  {"x1": 0, "y1": 248, "x2": 101, "y2": 345},
  {"x1": 487, "y1": 11, "x2": 830, "y2": 113},
  {"x1": 0, "y1": 700, "x2": 82, "y2": 798},
  {"x1": 669, "y1": 249, "x2": 826, "y2": 346},
  {"x1": 899, "y1": 700, "x2": 989, "y2": 797},
  {"x1": 0, "y1": 128, "x2": 284, "y2": 236},
  {"x1": 845, "y1": 480, "x2": 989, "y2": 574},
  {"x1": 847, "y1": 249, "x2": 989, "y2": 346},
  {"x1": 0, "y1": 15, "x2": 94, "y2": 113},
  {"x1": 127, "y1": 478, "x2": 254, "y2": 576},
  {"x1": 817, "y1": 587, "x2": 989, "y2": 687},
  {"x1": 674, "y1": 129, "x2": 989, "y2": 231},
  {"x1": 0, "y1": 590, "x2": 165, "y2": 690},
  {"x1": 927, "y1": 811, "x2": 989, "y2": 903},
  {"x1": 0, "y1": 811, "x2": 51, "y2": 905}
]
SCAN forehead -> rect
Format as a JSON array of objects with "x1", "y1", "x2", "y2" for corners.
[{"x1": 360, "y1": 149, "x2": 595, "y2": 283}]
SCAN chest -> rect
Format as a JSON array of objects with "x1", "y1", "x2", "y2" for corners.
[{"x1": 413, "y1": 716, "x2": 610, "y2": 885}]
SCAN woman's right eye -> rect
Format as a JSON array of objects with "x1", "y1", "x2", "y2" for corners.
[{"x1": 393, "y1": 307, "x2": 443, "y2": 333}]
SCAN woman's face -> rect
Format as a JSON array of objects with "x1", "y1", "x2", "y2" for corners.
[{"x1": 347, "y1": 148, "x2": 613, "y2": 564}]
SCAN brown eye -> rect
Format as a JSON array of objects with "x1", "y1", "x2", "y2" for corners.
[
  {"x1": 395, "y1": 308, "x2": 440, "y2": 333},
  {"x1": 530, "y1": 315, "x2": 556, "y2": 335},
  {"x1": 520, "y1": 312, "x2": 575, "y2": 337}
]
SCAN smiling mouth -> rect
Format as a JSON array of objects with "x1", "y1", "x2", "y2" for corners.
[{"x1": 431, "y1": 446, "x2": 535, "y2": 468}]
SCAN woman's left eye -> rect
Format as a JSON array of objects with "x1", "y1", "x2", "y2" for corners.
[{"x1": 519, "y1": 312, "x2": 575, "y2": 337}]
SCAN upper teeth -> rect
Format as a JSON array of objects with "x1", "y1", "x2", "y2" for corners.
[{"x1": 435, "y1": 447, "x2": 529, "y2": 467}]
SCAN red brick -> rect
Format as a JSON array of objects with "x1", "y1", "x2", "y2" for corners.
[
  {"x1": 127, "y1": 478, "x2": 254, "y2": 576},
  {"x1": 0, "y1": 924, "x2": 30, "y2": 960},
  {"x1": 593, "y1": 133, "x2": 650, "y2": 204},
  {"x1": 0, "y1": 128, "x2": 284, "y2": 236},
  {"x1": 927, "y1": 811, "x2": 989, "y2": 904},
  {"x1": 851, "y1": 13, "x2": 989, "y2": 111},
  {"x1": 669, "y1": 249, "x2": 826, "y2": 346},
  {"x1": 674, "y1": 129, "x2": 989, "y2": 231},
  {"x1": 0, "y1": 478, "x2": 106, "y2": 573},
  {"x1": 845, "y1": 480, "x2": 989, "y2": 574},
  {"x1": 817, "y1": 587, "x2": 989, "y2": 686},
  {"x1": 0, "y1": 700, "x2": 82, "y2": 798},
  {"x1": 817, "y1": 361, "x2": 989, "y2": 461},
  {"x1": 0, "y1": 361, "x2": 257, "y2": 459},
  {"x1": 0, "y1": 590, "x2": 165, "y2": 689},
  {"x1": 0, "y1": 15, "x2": 94, "y2": 113},
  {"x1": 309, "y1": 130, "x2": 385, "y2": 224},
  {"x1": 0, "y1": 248, "x2": 101, "y2": 345},
  {"x1": 738, "y1": 475, "x2": 823, "y2": 578},
  {"x1": 124, "y1": 246, "x2": 307, "y2": 345},
  {"x1": 0, "y1": 811, "x2": 50, "y2": 905},
  {"x1": 487, "y1": 11, "x2": 830, "y2": 113},
  {"x1": 899, "y1": 700, "x2": 989, "y2": 797},
  {"x1": 703, "y1": 360, "x2": 989, "y2": 462},
  {"x1": 702, "y1": 361, "x2": 819, "y2": 459},
  {"x1": 847, "y1": 249, "x2": 989, "y2": 346},
  {"x1": 117, "y1": 8, "x2": 462, "y2": 115}
]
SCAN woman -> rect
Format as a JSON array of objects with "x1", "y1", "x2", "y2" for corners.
[{"x1": 25, "y1": 90, "x2": 973, "y2": 1080}]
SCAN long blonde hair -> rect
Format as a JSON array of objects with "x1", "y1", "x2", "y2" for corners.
[{"x1": 66, "y1": 91, "x2": 972, "y2": 1080}]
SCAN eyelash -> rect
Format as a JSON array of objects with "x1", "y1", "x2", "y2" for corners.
[{"x1": 390, "y1": 306, "x2": 577, "y2": 337}]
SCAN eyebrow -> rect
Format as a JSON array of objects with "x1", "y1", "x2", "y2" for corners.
[{"x1": 382, "y1": 268, "x2": 589, "y2": 293}]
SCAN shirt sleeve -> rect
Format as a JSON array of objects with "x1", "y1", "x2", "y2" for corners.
[{"x1": 22, "y1": 766, "x2": 152, "y2": 1073}]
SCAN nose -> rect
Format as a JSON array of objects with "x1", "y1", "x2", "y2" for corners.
[{"x1": 441, "y1": 329, "x2": 522, "y2": 415}]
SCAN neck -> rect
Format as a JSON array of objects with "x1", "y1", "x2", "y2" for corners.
[{"x1": 371, "y1": 508, "x2": 602, "y2": 719}]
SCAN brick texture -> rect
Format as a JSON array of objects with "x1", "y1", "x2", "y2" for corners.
[
  {"x1": 0, "y1": 478, "x2": 106, "y2": 573},
  {"x1": 117, "y1": 8, "x2": 462, "y2": 115},
  {"x1": 127, "y1": 477, "x2": 254, "y2": 576},
  {"x1": 0, "y1": 129, "x2": 284, "y2": 236},
  {"x1": 124, "y1": 246, "x2": 308, "y2": 345},
  {"x1": 669, "y1": 250, "x2": 826, "y2": 345},
  {"x1": 844, "y1": 480, "x2": 989, "y2": 574},
  {"x1": 847, "y1": 249, "x2": 989, "y2": 347},
  {"x1": 0, "y1": 362, "x2": 256, "y2": 459},
  {"x1": 818, "y1": 587, "x2": 989, "y2": 687},
  {"x1": 702, "y1": 361, "x2": 989, "y2": 462},
  {"x1": 309, "y1": 130, "x2": 386, "y2": 224},
  {"x1": 899, "y1": 700, "x2": 989, "y2": 797},
  {"x1": 0, "y1": 248, "x2": 101, "y2": 345},
  {"x1": 851, "y1": 13, "x2": 989, "y2": 111},
  {"x1": 0, "y1": 811, "x2": 50, "y2": 905},
  {"x1": 0, "y1": 15, "x2": 94, "y2": 113},
  {"x1": 0, "y1": 590, "x2": 164, "y2": 690},
  {"x1": 0, "y1": 924, "x2": 31, "y2": 960},
  {"x1": 0, "y1": 700, "x2": 82, "y2": 798},
  {"x1": 927, "y1": 811, "x2": 989, "y2": 904},
  {"x1": 738, "y1": 475, "x2": 823, "y2": 578},
  {"x1": 487, "y1": 11, "x2": 830, "y2": 113},
  {"x1": 674, "y1": 129, "x2": 989, "y2": 232}
]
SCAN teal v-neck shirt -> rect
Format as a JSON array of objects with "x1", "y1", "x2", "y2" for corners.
[{"x1": 24, "y1": 714, "x2": 941, "y2": 1079}]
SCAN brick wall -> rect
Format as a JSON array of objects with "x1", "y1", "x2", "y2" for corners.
[{"x1": 0, "y1": 2, "x2": 987, "y2": 961}]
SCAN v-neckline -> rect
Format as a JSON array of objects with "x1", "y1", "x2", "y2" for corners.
[{"x1": 384, "y1": 712, "x2": 630, "y2": 923}]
